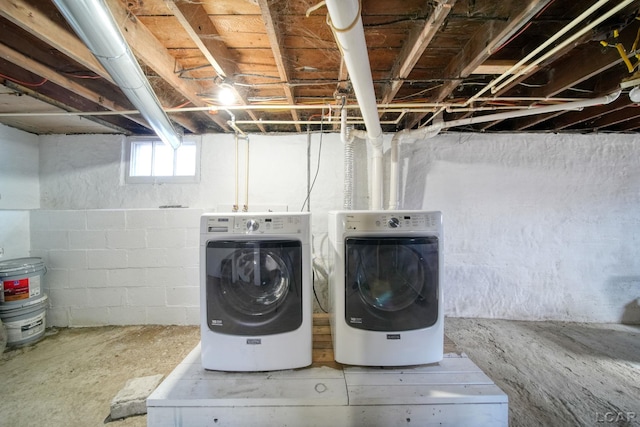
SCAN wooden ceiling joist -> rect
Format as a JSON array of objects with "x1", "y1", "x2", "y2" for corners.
[
  {"x1": 105, "y1": 0, "x2": 225, "y2": 133},
  {"x1": 165, "y1": 0, "x2": 264, "y2": 133},
  {"x1": 2, "y1": 0, "x2": 640, "y2": 135},
  {"x1": 406, "y1": 0, "x2": 555, "y2": 129},
  {"x1": 380, "y1": 0, "x2": 456, "y2": 105},
  {"x1": 257, "y1": 0, "x2": 301, "y2": 132},
  {"x1": 0, "y1": 42, "x2": 150, "y2": 129}
]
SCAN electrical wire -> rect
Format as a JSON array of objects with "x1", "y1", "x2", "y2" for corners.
[
  {"x1": 300, "y1": 109, "x2": 325, "y2": 211},
  {"x1": 312, "y1": 270, "x2": 328, "y2": 313},
  {"x1": 61, "y1": 71, "x2": 102, "y2": 79},
  {"x1": 0, "y1": 72, "x2": 47, "y2": 87}
]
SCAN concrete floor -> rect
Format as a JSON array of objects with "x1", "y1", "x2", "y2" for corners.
[{"x1": 0, "y1": 319, "x2": 638, "y2": 427}]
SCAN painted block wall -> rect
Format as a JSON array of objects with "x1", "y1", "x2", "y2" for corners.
[
  {"x1": 30, "y1": 208, "x2": 202, "y2": 326},
  {"x1": 21, "y1": 131, "x2": 640, "y2": 325},
  {"x1": 400, "y1": 133, "x2": 640, "y2": 323},
  {"x1": 0, "y1": 123, "x2": 39, "y2": 260},
  {"x1": 35, "y1": 132, "x2": 345, "y2": 326}
]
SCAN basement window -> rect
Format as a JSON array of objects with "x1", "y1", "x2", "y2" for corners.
[{"x1": 125, "y1": 136, "x2": 200, "y2": 183}]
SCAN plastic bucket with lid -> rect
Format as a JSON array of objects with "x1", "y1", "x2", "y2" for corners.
[
  {"x1": 0, "y1": 294, "x2": 48, "y2": 348},
  {"x1": 0, "y1": 257, "x2": 46, "y2": 304}
]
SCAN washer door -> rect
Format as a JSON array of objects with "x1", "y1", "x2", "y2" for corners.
[
  {"x1": 205, "y1": 240, "x2": 303, "y2": 335},
  {"x1": 345, "y1": 236, "x2": 439, "y2": 331}
]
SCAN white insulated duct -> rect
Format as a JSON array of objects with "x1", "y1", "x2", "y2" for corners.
[
  {"x1": 341, "y1": 106, "x2": 355, "y2": 210},
  {"x1": 53, "y1": 0, "x2": 182, "y2": 149},
  {"x1": 387, "y1": 91, "x2": 622, "y2": 209},
  {"x1": 326, "y1": 0, "x2": 384, "y2": 210}
]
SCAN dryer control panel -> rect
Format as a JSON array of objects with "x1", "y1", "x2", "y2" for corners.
[
  {"x1": 204, "y1": 214, "x2": 304, "y2": 235},
  {"x1": 343, "y1": 211, "x2": 441, "y2": 232}
]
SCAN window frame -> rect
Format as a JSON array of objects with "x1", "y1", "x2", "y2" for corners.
[{"x1": 124, "y1": 136, "x2": 201, "y2": 184}]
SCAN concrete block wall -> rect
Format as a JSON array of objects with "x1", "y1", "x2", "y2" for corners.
[
  {"x1": 3, "y1": 128, "x2": 639, "y2": 325},
  {"x1": 30, "y1": 208, "x2": 203, "y2": 327}
]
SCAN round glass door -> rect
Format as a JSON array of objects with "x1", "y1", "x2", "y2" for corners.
[
  {"x1": 220, "y1": 249, "x2": 290, "y2": 316},
  {"x1": 345, "y1": 236, "x2": 439, "y2": 331},
  {"x1": 354, "y1": 244, "x2": 425, "y2": 311}
]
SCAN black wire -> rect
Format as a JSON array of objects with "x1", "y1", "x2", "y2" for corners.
[
  {"x1": 312, "y1": 270, "x2": 328, "y2": 313},
  {"x1": 300, "y1": 111, "x2": 324, "y2": 212}
]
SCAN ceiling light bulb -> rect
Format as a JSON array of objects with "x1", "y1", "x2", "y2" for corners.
[
  {"x1": 218, "y1": 86, "x2": 236, "y2": 105},
  {"x1": 630, "y1": 86, "x2": 640, "y2": 103}
]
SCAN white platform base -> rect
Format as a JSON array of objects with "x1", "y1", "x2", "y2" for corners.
[{"x1": 147, "y1": 344, "x2": 508, "y2": 426}]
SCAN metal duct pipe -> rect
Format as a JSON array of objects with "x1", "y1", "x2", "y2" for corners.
[
  {"x1": 387, "y1": 91, "x2": 621, "y2": 209},
  {"x1": 326, "y1": 0, "x2": 384, "y2": 210},
  {"x1": 53, "y1": 0, "x2": 182, "y2": 149}
]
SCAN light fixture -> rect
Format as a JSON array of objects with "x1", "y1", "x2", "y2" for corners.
[
  {"x1": 630, "y1": 86, "x2": 640, "y2": 103},
  {"x1": 214, "y1": 76, "x2": 237, "y2": 105},
  {"x1": 620, "y1": 72, "x2": 640, "y2": 104},
  {"x1": 218, "y1": 85, "x2": 236, "y2": 105},
  {"x1": 53, "y1": 0, "x2": 182, "y2": 149}
]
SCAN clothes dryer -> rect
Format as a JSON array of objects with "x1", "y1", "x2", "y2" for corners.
[
  {"x1": 328, "y1": 210, "x2": 443, "y2": 366},
  {"x1": 200, "y1": 212, "x2": 312, "y2": 371}
]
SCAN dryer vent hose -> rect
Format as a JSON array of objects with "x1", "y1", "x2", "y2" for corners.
[{"x1": 343, "y1": 135, "x2": 354, "y2": 210}]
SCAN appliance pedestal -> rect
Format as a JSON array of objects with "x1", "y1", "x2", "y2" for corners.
[{"x1": 147, "y1": 315, "x2": 508, "y2": 426}]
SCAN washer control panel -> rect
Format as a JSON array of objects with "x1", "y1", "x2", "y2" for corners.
[
  {"x1": 343, "y1": 211, "x2": 441, "y2": 232},
  {"x1": 204, "y1": 214, "x2": 303, "y2": 235}
]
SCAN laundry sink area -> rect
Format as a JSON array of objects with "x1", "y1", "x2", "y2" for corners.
[{"x1": 147, "y1": 315, "x2": 508, "y2": 426}]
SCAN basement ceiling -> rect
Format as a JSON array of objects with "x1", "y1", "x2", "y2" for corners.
[{"x1": 1, "y1": 0, "x2": 640, "y2": 137}]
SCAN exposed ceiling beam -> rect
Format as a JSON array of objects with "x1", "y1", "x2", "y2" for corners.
[
  {"x1": 380, "y1": 0, "x2": 455, "y2": 105},
  {"x1": 164, "y1": 0, "x2": 235, "y2": 79},
  {"x1": 0, "y1": 0, "x2": 111, "y2": 82},
  {"x1": 166, "y1": 0, "x2": 265, "y2": 133},
  {"x1": 436, "y1": 0, "x2": 553, "y2": 102},
  {"x1": 0, "y1": 42, "x2": 150, "y2": 129},
  {"x1": 2, "y1": 80, "x2": 132, "y2": 134},
  {"x1": 105, "y1": 0, "x2": 226, "y2": 133},
  {"x1": 0, "y1": 0, "x2": 204, "y2": 133},
  {"x1": 508, "y1": 111, "x2": 565, "y2": 131},
  {"x1": 590, "y1": 104, "x2": 640, "y2": 129},
  {"x1": 406, "y1": 0, "x2": 553, "y2": 129},
  {"x1": 501, "y1": 62, "x2": 634, "y2": 131},
  {"x1": 548, "y1": 95, "x2": 632, "y2": 130},
  {"x1": 257, "y1": 0, "x2": 301, "y2": 132},
  {"x1": 609, "y1": 114, "x2": 640, "y2": 131},
  {"x1": 523, "y1": 20, "x2": 640, "y2": 98}
]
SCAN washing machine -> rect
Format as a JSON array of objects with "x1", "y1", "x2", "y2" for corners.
[
  {"x1": 328, "y1": 210, "x2": 443, "y2": 366},
  {"x1": 200, "y1": 212, "x2": 312, "y2": 371}
]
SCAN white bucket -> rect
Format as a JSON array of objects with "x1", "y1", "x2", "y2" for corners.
[
  {"x1": 0, "y1": 294, "x2": 48, "y2": 348},
  {"x1": 0, "y1": 257, "x2": 46, "y2": 304}
]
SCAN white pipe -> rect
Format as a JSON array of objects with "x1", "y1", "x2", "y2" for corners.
[
  {"x1": 326, "y1": 0, "x2": 384, "y2": 210},
  {"x1": 468, "y1": 0, "x2": 627, "y2": 104},
  {"x1": 388, "y1": 135, "x2": 399, "y2": 210},
  {"x1": 0, "y1": 99, "x2": 587, "y2": 117},
  {"x1": 387, "y1": 91, "x2": 620, "y2": 209},
  {"x1": 490, "y1": 0, "x2": 633, "y2": 96},
  {"x1": 442, "y1": 91, "x2": 620, "y2": 130},
  {"x1": 53, "y1": 0, "x2": 181, "y2": 149},
  {"x1": 387, "y1": 120, "x2": 443, "y2": 210}
]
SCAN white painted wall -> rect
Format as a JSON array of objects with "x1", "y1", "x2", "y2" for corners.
[
  {"x1": 0, "y1": 123, "x2": 39, "y2": 259},
  {"x1": 35, "y1": 132, "x2": 346, "y2": 325},
  {"x1": 30, "y1": 208, "x2": 202, "y2": 326},
  {"x1": 399, "y1": 133, "x2": 640, "y2": 323},
  {"x1": 18, "y1": 131, "x2": 640, "y2": 325}
]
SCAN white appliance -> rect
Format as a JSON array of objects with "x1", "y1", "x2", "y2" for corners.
[
  {"x1": 328, "y1": 210, "x2": 444, "y2": 366},
  {"x1": 200, "y1": 212, "x2": 312, "y2": 371}
]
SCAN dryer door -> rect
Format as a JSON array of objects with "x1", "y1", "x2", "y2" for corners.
[
  {"x1": 205, "y1": 240, "x2": 303, "y2": 335},
  {"x1": 345, "y1": 236, "x2": 438, "y2": 331}
]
